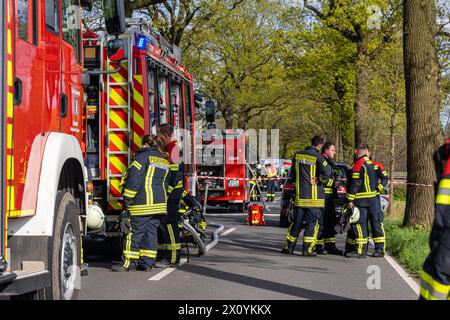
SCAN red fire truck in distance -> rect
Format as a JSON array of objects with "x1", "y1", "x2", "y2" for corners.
[
  {"x1": 197, "y1": 129, "x2": 250, "y2": 212},
  {"x1": 82, "y1": 17, "x2": 198, "y2": 239}
]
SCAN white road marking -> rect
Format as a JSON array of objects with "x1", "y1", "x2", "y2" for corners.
[
  {"x1": 148, "y1": 258, "x2": 187, "y2": 281},
  {"x1": 368, "y1": 239, "x2": 420, "y2": 295},
  {"x1": 221, "y1": 228, "x2": 236, "y2": 236}
]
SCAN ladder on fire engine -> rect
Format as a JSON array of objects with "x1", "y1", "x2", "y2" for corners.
[{"x1": 105, "y1": 36, "x2": 134, "y2": 211}]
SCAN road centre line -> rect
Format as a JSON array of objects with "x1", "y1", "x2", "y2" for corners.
[{"x1": 148, "y1": 258, "x2": 188, "y2": 281}]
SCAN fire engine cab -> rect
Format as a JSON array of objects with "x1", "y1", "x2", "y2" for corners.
[{"x1": 0, "y1": 0, "x2": 130, "y2": 300}]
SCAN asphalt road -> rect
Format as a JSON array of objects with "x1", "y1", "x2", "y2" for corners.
[{"x1": 80, "y1": 193, "x2": 419, "y2": 300}]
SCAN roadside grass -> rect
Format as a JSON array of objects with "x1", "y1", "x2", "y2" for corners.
[{"x1": 384, "y1": 200, "x2": 430, "y2": 277}]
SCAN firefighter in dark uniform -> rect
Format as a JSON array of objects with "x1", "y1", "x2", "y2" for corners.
[
  {"x1": 345, "y1": 144, "x2": 387, "y2": 258},
  {"x1": 370, "y1": 159, "x2": 389, "y2": 257},
  {"x1": 112, "y1": 134, "x2": 171, "y2": 272},
  {"x1": 281, "y1": 136, "x2": 332, "y2": 257},
  {"x1": 419, "y1": 139, "x2": 450, "y2": 300},
  {"x1": 315, "y1": 142, "x2": 343, "y2": 255},
  {"x1": 156, "y1": 124, "x2": 183, "y2": 267}
]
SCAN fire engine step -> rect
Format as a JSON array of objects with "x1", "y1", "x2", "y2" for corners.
[{"x1": 0, "y1": 269, "x2": 50, "y2": 296}]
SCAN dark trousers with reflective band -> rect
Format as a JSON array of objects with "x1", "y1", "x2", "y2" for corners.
[
  {"x1": 345, "y1": 206, "x2": 368, "y2": 255},
  {"x1": 157, "y1": 199, "x2": 181, "y2": 263},
  {"x1": 284, "y1": 206, "x2": 321, "y2": 253},
  {"x1": 122, "y1": 215, "x2": 161, "y2": 269},
  {"x1": 267, "y1": 180, "x2": 275, "y2": 198},
  {"x1": 420, "y1": 199, "x2": 450, "y2": 300},
  {"x1": 367, "y1": 196, "x2": 386, "y2": 253},
  {"x1": 316, "y1": 195, "x2": 338, "y2": 250}
]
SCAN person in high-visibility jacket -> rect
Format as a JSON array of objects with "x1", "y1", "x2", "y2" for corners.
[
  {"x1": 345, "y1": 144, "x2": 387, "y2": 258},
  {"x1": 112, "y1": 134, "x2": 171, "y2": 272},
  {"x1": 315, "y1": 142, "x2": 343, "y2": 255},
  {"x1": 155, "y1": 124, "x2": 183, "y2": 267},
  {"x1": 266, "y1": 163, "x2": 277, "y2": 202},
  {"x1": 281, "y1": 136, "x2": 332, "y2": 257},
  {"x1": 249, "y1": 168, "x2": 258, "y2": 201},
  {"x1": 419, "y1": 139, "x2": 450, "y2": 300},
  {"x1": 370, "y1": 159, "x2": 389, "y2": 256}
]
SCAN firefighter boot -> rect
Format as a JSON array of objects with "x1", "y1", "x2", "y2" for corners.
[
  {"x1": 345, "y1": 251, "x2": 366, "y2": 259},
  {"x1": 281, "y1": 242, "x2": 296, "y2": 255},
  {"x1": 372, "y1": 251, "x2": 385, "y2": 258},
  {"x1": 111, "y1": 264, "x2": 137, "y2": 272},
  {"x1": 302, "y1": 250, "x2": 318, "y2": 257},
  {"x1": 326, "y1": 246, "x2": 343, "y2": 256},
  {"x1": 315, "y1": 247, "x2": 328, "y2": 255}
]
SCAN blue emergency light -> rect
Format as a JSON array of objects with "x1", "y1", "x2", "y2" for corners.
[{"x1": 136, "y1": 34, "x2": 148, "y2": 49}]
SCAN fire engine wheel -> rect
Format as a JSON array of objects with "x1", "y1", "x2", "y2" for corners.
[{"x1": 50, "y1": 191, "x2": 81, "y2": 300}]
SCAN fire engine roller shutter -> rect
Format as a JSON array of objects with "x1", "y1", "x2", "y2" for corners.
[
  {"x1": 0, "y1": 0, "x2": 5, "y2": 263},
  {"x1": 108, "y1": 61, "x2": 129, "y2": 211}
]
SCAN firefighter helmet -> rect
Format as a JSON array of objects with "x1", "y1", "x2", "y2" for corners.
[
  {"x1": 87, "y1": 204, "x2": 105, "y2": 230},
  {"x1": 342, "y1": 203, "x2": 360, "y2": 224}
]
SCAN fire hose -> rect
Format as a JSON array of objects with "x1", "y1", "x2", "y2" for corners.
[{"x1": 181, "y1": 180, "x2": 224, "y2": 256}]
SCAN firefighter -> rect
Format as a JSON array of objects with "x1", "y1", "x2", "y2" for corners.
[
  {"x1": 266, "y1": 163, "x2": 277, "y2": 202},
  {"x1": 419, "y1": 139, "x2": 450, "y2": 300},
  {"x1": 155, "y1": 124, "x2": 182, "y2": 268},
  {"x1": 370, "y1": 159, "x2": 389, "y2": 257},
  {"x1": 281, "y1": 136, "x2": 332, "y2": 257},
  {"x1": 249, "y1": 166, "x2": 258, "y2": 201},
  {"x1": 345, "y1": 144, "x2": 386, "y2": 258},
  {"x1": 111, "y1": 134, "x2": 171, "y2": 272},
  {"x1": 315, "y1": 142, "x2": 343, "y2": 255}
]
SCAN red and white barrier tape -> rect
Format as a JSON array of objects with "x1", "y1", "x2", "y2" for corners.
[
  {"x1": 197, "y1": 175, "x2": 284, "y2": 181},
  {"x1": 388, "y1": 180, "x2": 433, "y2": 188},
  {"x1": 197, "y1": 176, "x2": 433, "y2": 188}
]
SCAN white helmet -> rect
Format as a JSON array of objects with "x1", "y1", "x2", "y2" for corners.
[
  {"x1": 87, "y1": 204, "x2": 105, "y2": 230},
  {"x1": 256, "y1": 164, "x2": 262, "y2": 170},
  {"x1": 342, "y1": 203, "x2": 360, "y2": 224},
  {"x1": 349, "y1": 206, "x2": 360, "y2": 224}
]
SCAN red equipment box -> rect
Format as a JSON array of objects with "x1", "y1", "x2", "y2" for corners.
[{"x1": 247, "y1": 204, "x2": 266, "y2": 226}]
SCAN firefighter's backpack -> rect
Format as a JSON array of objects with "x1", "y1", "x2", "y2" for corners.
[{"x1": 247, "y1": 204, "x2": 265, "y2": 226}]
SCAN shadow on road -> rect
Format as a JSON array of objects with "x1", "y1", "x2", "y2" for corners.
[{"x1": 179, "y1": 263, "x2": 353, "y2": 300}]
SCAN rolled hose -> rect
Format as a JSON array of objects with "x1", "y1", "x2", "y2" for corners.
[{"x1": 180, "y1": 221, "x2": 224, "y2": 255}]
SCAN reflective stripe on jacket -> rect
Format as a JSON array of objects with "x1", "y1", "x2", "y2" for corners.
[
  {"x1": 123, "y1": 147, "x2": 170, "y2": 216},
  {"x1": 290, "y1": 146, "x2": 332, "y2": 208}
]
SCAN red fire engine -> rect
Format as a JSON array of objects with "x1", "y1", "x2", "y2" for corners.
[
  {"x1": 197, "y1": 129, "x2": 250, "y2": 212},
  {"x1": 0, "y1": 0, "x2": 103, "y2": 299},
  {"x1": 0, "y1": 0, "x2": 191, "y2": 300},
  {"x1": 82, "y1": 18, "x2": 198, "y2": 238}
]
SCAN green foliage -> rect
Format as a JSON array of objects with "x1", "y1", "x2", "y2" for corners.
[
  {"x1": 384, "y1": 218, "x2": 430, "y2": 276},
  {"x1": 393, "y1": 185, "x2": 407, "y2": 201}
]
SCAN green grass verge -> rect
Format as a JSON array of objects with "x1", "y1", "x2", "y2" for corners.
[{"x1": 384, "y1": 218, "x2": 430, "y2": 277}]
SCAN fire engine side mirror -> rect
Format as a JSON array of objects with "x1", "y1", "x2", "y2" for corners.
[
  {"x1": 103, "y1": 0, "x2": 126, "y2": 35},
  {"x1": 107, "y1": 38, "x2": 127, "y2": 61}
]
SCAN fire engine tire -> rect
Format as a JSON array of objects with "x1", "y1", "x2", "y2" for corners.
[{"x1": 50, "y1": 191, "x2": 81, "y2": 300}]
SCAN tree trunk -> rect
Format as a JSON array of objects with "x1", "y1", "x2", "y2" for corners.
[
  {"x1": 403, "y1": 0, "x2": 442, "y2": 227},
  {"x1": 354, "y1": 42, "x2": 371, "y2": 146}
]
